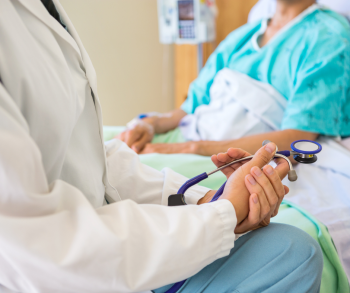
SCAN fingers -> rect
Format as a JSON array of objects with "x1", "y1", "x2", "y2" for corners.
[
  {"x1": 226, "y1": 148, "x2": 251, "y2": 161},
  {"x1": 211, "y1": 154, "x2": 234, "y2": 178},
  {"x1": 125, "y1": 129, "x2": 142, "y2": 148},
  {"x1": 246, "y1": 193, "x2": 261, "y2": 226},
  {"x1": 284, "y1": 185, "x2": 289, "y2": 195},
  {"x1": 273, "y1": 157, "x2": 290, "y2": 181},
  {"x1": 211, "y1": 148, "x2": 251, "y2": 177},
  {"x1": 116, "y1": 131, "x2": 125, "y2": 141},
  {"x1": 242, "y1": 142, "x2": 276, "y2": 174},
  {"x1": 250, "y1": 165, "x2": 286, "y2": 217},
  {"x1": 262, "y1": 165, "x2": 286, "y2": 200},
  {"x1": 131, "y1": 132, "x2": 151, "y2": 153},
  {"x1": 272, "y1": 185, "x2": 289, "y2": 217},
  {"x1": 251, "y1": 166, "x2": 279, "y2": 209},
  {"x1": 245, "y1": 174, "x2": 271, "y2": 220},
  {"x1": 211, "y1": 148, "x2": 249, "y2": 166}
]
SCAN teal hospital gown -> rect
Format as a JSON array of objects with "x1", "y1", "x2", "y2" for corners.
[{"x1": 181, "y1": 5, "x2": 350, "y2": 137}]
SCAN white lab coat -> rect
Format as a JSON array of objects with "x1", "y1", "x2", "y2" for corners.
[{"x1": 0, "y1": 1, "x2": 237, "y2": 292}]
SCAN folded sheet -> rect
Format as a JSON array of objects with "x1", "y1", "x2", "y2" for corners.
[
  {"x1": 285, "y1": 137, "x2": 350, "y2": 281},
  {"x1": 179, "y1": 69, "x2": 287, "y2": 141}
]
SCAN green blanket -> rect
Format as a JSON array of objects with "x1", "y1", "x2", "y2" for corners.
[{"x1": 104, "y1": 126, "x2": 349, "y2": 293}]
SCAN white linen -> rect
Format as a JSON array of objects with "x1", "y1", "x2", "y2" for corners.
[
  {"x1": 179, "y1": 69, "x2": 287, "y2": 141},
  {"x1": 248, "y1": 0, "x2": 350, "y2": 23},
  {"x1": 284, "y1": 137, "x2": 350, "y2": 280},
  {"x1": 339, "y1": 137, "x2": 350, "y2": 151},
  {"x1": 0, "y1": 1, "x2": 238, "y2": 292}
]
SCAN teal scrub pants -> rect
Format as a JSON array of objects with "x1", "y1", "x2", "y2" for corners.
[{"x1": 153, "y1": 224, "x2": 323, "y2": 293}]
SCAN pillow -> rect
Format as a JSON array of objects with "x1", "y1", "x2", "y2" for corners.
[{"x1": 248, "y1": 0, "x2": 350, "y2": 23}]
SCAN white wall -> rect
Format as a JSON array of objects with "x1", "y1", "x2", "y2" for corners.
[{"x1": 60, "y1": 0, "x2": 174, "y2": 125}]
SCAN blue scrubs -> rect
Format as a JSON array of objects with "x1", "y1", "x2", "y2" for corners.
[
  {"x1": 181, "y1": 5, "x2": 350, "y2": 137},
  {"x1": 153, "y1": 224, "x2": 323, "y2": 293}
]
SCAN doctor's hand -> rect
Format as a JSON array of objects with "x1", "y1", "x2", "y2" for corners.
[
  {"x1": 218, "y1": 143, "x2": 290, "y2": 226},
  {"x1": 211, "y1": 148, "x2": 252, "y2": 178},
  {"x1": 117, "y1": 120, "x2": 155, "y2": 153},
  {"x1": 233, "y1": 167, "x2": 289, "y2": 234}
]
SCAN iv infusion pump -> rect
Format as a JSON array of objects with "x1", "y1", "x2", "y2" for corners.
[{"x1": 157, "y1": 0, "x2": 216, "y2": 44}]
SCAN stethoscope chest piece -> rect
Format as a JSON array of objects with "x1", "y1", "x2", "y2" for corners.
[{"x1": 291, "y1": 140, "x2": 322, "y2": 164}]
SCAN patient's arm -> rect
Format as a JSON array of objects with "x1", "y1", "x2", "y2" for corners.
[
  {"x1": 195, "y1": 129, "x2": 318, "y2": 157},
  {"x1": 117, "y1": 108, "x2": 186, "y2": 152},
  {"x1": 146, "y1": 109, "x2": 187, "y2": 134},
  {"x1": 141, "y1": 129, "x2": 318, "y2": 163}
]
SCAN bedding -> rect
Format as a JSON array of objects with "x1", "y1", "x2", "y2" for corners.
[
  {"x1": 179, "y1": 69, "x2": 286, "y2": 141},
  {"x1": 284, "y1": 137, "x2": 350, "y2": 279},
  {"x1": 181, "y1": 4, "x2": 350, "y2": 138},
  {"x1": 248, "y1": 0, "x2": 350, "y2": 23},
  {"x1": 103, "y1": 126, "x2": 350, "y2": 293}
]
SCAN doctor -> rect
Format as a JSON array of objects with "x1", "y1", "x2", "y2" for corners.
[{"x1": 0, "y1": 1, "x2": 322, "y2": 293}]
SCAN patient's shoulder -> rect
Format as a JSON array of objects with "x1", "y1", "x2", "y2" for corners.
[
  {"x1": 313, "y1": 9, "x2": 350, "y2": 40},
  {"x1": 300, "y1": 9, "x2": 350, "y2": 63}
]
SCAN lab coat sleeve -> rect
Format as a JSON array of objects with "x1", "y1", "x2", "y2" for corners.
[
  {"x1": 104, "y1": 138, "x2": 211, "y2": 206},
  {"x1": 0, "y1": 85, "x2": 237, "y2": 293}
]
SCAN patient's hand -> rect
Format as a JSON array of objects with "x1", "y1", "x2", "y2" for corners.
[{"x1": 117, "y1": 120, "x2": 155, "y2": 153}]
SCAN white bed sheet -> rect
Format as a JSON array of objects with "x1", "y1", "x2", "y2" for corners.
[
  {"x1": 284, "y1": 137, "x2": 350, "y2": 280},
  {"x1": 249, "y1": 0, "x2": 350, "y2": 23}
]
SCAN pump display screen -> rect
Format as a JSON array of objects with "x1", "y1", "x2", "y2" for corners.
[{"x1": 178, "y1": 0, "x2": 195, "y2": 39}]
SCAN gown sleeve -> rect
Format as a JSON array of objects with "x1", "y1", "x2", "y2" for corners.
[{"x1": 0, "y1": 83, "x2": 237, "y2": 293}]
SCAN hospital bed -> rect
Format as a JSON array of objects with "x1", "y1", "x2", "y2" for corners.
[
  {"x1": 103, "y1": 126, "x2": 350, "y2": 293},
  {"x1": 248, "y1": 0, "x2": 350, "y2": 23},
  {"x1": 103, "y1": 1, "x2": 350, "y2": 292}
]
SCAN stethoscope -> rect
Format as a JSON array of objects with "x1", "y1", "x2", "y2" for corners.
[{"x1": 165, "y1": 139, "x2": 322, "y2": 293}]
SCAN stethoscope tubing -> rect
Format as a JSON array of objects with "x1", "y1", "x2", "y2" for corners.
[{"x1": 208, "y1": 153, "x2": 294, "y2": 201}]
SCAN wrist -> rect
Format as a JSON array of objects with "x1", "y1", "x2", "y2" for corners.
[
  {"x1": 142, "y1": 116, "x2": 157, "y2": 127},
  {"x1": 218, "y1": 192, "x2": 249, "y2": 224},
  {"x1": 141, "y1": 116, "x2": 158, "y2": 133},
  {"x1": 228, "y1": 199, "x2": 249, "y2": 224},
  {"x1": 192, "y1": 141, "x2": 203, "y2": 155},
  {"x1": 197, "y1": 190, "x2": 216, "y2": 205}
]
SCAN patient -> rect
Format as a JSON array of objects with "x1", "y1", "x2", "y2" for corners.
[{"x1": 118, "y1": 0, "x2": 350, "y2": 156}]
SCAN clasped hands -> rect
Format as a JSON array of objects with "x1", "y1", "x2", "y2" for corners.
[{"x1": 198, "y1": 142, "x2": 289, "y2": 234}]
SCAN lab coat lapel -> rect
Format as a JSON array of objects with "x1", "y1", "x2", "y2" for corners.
[
  {"x1": 16, "y1": 0, "x2": 81, "y2": 56},
  {"x1": 16, "y1": 0, "x2": 104, "y2": 134},
  {"x1": 53, "y1": 0, "x2": 103, "y2": 126},
  {"x1": 53, "y1": 0, "x2": 121, "y2": 203}
]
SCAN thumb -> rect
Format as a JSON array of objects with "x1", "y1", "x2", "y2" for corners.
[{"x1": 243, "y1": 142, "x2": 277, "y2": 172}]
